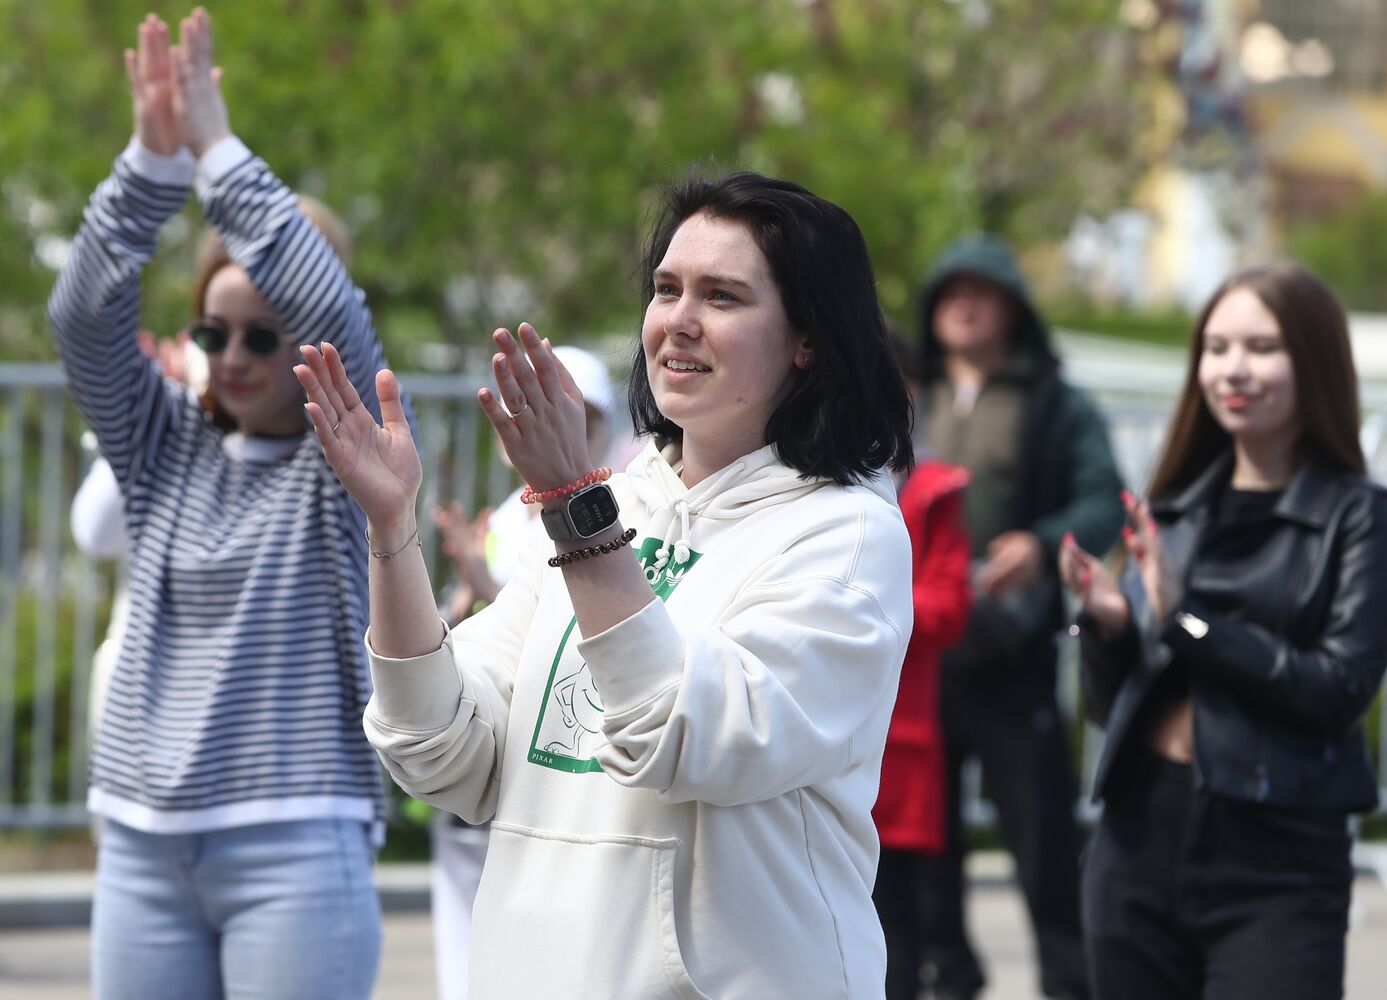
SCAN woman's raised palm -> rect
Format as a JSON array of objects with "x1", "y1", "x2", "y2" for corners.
[
  {"x1": 1059, "y1": 533, "x2": 1130, "y2": 638},
  {"x1": 125, "y1": 15, "x2": 181, "y2": 156},
  {"x1": 1119, "y1": 491, "x2": 1183, "y2": 625},
  {"x1": 295, "y1": 343, "x2": 421, "y2": 528}
]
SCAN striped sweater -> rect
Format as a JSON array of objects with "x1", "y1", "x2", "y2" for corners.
[{"x1": 49, "y1": 137, "x2": 411, "y2": 837}]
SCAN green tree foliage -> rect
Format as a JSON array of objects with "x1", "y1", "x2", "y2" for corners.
[
  {"x1": 1290, "y1": 191, "x2": 1387, "y2": 313},
  {"x1": 1, "y1": 0, "x2": 1151, "y2": 363}
]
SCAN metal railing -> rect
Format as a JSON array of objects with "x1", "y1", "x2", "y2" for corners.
[
  {"x1": 0, "y1": 365, "x2": 514, "y2": 829},
  {"x1": 1, "y1": 352, "x2": 1385, "y2": 831}
]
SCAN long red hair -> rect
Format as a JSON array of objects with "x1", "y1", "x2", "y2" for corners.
[{"x1": 191, "y1": 196, "x2": 352, "y2": 429}]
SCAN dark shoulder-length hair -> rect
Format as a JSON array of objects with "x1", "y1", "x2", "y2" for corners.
[
  {"x1": 627, "y1": 170, "x2": 914, "y2": 486},
  {"x1": 1148, "y1": 263, "x2": 1364, "y2": 501}
]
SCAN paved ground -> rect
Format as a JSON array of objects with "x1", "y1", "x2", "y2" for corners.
[{"x1": 2, "y1": 876, "x2": 1386, "y2": 998}]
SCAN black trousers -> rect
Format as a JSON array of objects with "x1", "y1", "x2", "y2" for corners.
[
  {"x1": 919, "y1": 680, "x2": 1090, "y2": 999},
  {"x1": 1083, "y1": 753, "x2": 1353, "y2": 1000},
  {"x1": 874, "y1": 848, "x2": 938, "y2": 1000}
]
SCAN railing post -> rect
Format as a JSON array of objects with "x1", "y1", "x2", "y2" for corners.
[
  {"x1": 0, "y1": 390, "x2": 23, "y2": 816},
  {"x1": 29, "y1": 391, "x2": 67, "y2": 812}
]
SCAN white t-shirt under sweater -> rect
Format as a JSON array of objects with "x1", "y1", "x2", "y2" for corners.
[
  {"x1": 49, "y1": 136, "x2": 411, "y2": 839},
  {"x1": 365, "y1": 440, "x2": 913, "y2": 999}
]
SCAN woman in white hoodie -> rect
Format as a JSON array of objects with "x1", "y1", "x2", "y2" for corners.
[{"x1": 296, "y1": 172, "x2": 915, "y2": 999}]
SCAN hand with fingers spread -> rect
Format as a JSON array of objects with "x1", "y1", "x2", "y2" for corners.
[
  {"x1": 1119, "y1": 489, "x2": 1183, "y2": 624},
  {"x1": 170, "y1": 7, "x2": 231, "y2": 158},
  {"x1": 1059, "y1": 531, "x2": 1130, "y2": 638},
  {"x1": 477, "y1": 323, "x2": 596, "y2": 506},
  {"x1": 136, "y1": 328, "x2": 195, "y2": 385},
  {"x1": 295, "y1": 343, "x2": 421, "y2": 533},
  {"x1": 125, "y1": 14, "x2": 182, "y2": 155},
  {"x1": 435, "y1": 503, "x2": 499, "y2": 623},
  {"x1": 975, "y1": 529, "x2": 1044, "y2": 597}
]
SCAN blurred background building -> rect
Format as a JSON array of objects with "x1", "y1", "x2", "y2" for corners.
[{"x1": 1070, "y1": 0, "x2": 1387, "y2": 320}]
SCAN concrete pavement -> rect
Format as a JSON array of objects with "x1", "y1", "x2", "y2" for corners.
[{"x1": 2, "y1": 869, "x2": 1386, "y2": 998}]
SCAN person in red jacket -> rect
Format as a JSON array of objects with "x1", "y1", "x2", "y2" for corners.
[{"x1": 873, "y1": 455, "x2": 973, "y2": 1000}]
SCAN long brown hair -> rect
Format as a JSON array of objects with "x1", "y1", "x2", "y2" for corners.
[{"x1": 1148, "y1": 263, "x2": 1364, "y2": 501}]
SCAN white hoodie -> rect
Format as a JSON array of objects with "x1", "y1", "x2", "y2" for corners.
[{"x1": 365, "y1": 441, "x2": 912, "y2": 999}]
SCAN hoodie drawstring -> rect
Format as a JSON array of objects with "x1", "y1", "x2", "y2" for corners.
[
  {"x1": 650, "y1": 458, "x2": 747, "y2": 571},
  {"x1": 655, "y1": 498, "x2": 693, "y2": 570}
]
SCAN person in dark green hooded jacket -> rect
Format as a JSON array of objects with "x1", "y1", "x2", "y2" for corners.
[{"x1": 911, "y1": 235, "x2": 1123, "y2": 1000}]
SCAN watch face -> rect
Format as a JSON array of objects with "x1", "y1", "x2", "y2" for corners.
[{"x1": 570, "y1": 484, "x2": 620, "y2": 538}]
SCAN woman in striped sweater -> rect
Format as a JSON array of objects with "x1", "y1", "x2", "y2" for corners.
[{"x1": 48, "y1": 11, "x2": 407, "y2": 999}]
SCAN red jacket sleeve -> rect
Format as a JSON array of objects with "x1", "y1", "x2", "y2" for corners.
[
  {"x1": 912, "y1": 488, "x2": 972, "y2": 649},
  {"x1": 900, "y1": 465, "x2": 972, "y2": 650}
]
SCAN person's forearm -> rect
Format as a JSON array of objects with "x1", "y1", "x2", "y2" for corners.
[
  {"x1": 198, "y1": 137, "x2": 403, "y2": 434},
  {"x1": 51, "y1": 144, "x2": 189, "y2": 350},
  {"x1": 50, "y1": 144, "x2": 191, "y2": 487},
  {"x1": 557, "y1": 523, "x2": 656, "y2": 638},
  {"x1": 444, "y1": 586, "x2": 476, "y2": 629},
  {"x1": 471, "y1": 570, "x2": 502, "y2": 607},
  {"x1": 196, "y1": 138, "x2": 353, "y2": 350},
  {"x1": 367, "y1": 513, "x2": 448, "y2": 659}
]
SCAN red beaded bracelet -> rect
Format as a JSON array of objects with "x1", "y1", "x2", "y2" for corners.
[{"x1": 521, "y1": 467, "x2": 613, "y2": 505}]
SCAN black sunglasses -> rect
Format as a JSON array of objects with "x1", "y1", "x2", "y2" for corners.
[{"x1": 190, "y1": 321, "x2": 285, "y2": 356}]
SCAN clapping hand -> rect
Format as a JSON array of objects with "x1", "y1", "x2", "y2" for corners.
[
  {"x1": 136, "y1": 328, "x2": 194, "y2": 385},
  {"x1": 434, "y1": 503, "x2": 499, "y2": 622},
  {"x1": 1058, "y1": 490, "x2": 1184, "y2": 638},
  {"x1": 478, "y1": 324, "x2": 594, "y2": 505},
  {"x1": 976, "y1": 530, "x2": 1044, "y2": 597},
  {"x1": 1118, "y1": 490, "x2": 1183, "y2": 625},
  {"x1": 295, "y1": 344, "x2": 422, "y2": 537},
  {"x1": 297, "y1": 323, "x2": 595, "y2": 552},
  {"x1": 125, "y1": 14, "x2": 181, "y2": 156},
  {"x1": 1059, "y1": 532, "x2": 1130, "y2": 638},
  {"x1": 124, "y1": 8, "x2": 230, "y2": 159},
  {"x1": 170, "y1": 8, "x2": 231, "y2": 158}
]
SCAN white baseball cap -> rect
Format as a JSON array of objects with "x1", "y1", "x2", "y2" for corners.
[{"x1": 553, "y1": 346, "x2": 616, "y2": 419}]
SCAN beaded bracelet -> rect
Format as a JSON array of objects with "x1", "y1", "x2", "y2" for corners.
[
  {"x1": 522, "y1": 467, "x2": 613, "y2": 505},
  {"x1": 547, "y1": 527, "x2": 638, "y2": 568}
]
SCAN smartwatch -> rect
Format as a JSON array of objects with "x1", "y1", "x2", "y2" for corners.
[{"x1": 541, "y1": 482, "x2": 621, "y2": 541}]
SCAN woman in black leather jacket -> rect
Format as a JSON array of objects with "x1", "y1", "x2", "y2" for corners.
[{"x1": 1059, "y1": 263, "x2": 1387, "y2": 1000}]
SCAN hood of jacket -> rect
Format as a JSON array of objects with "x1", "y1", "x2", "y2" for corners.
[
  {"x1": 622, "y1": 438, "x2": 897, "y2": 572},
  {"x1": 917, "y1": 233, "x2": 1058, "y2": 382}
]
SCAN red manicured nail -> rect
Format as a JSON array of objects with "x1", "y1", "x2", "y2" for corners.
[
  {"x1": 1063, "y1": 531, "x2": 1075, "y2": 547},
  {"x1": 1120, "y1": 490, "x2": 1135, "y2": 505},
  {"x1": 1122, "y1": 526, "x2": 1134, "y2": 541}
]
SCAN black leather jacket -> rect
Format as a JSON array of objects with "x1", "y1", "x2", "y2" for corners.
[{"x1": 1081, "y1": 455, "x2": 1387, "y2": 813}]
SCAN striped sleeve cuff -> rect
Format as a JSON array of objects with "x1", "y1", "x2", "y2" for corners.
[
  {"x1": 195, "y1": 135, "x2": 254, "y2": 201},
  {"x1": 120, "y1": 137, "x2": 195, "y2": 187}
]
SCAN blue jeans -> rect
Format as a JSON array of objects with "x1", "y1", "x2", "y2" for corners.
[{"x1": 92, "y1": 818, "x2": 381, "y2": 1000}]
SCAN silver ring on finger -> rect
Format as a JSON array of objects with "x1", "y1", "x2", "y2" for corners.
[
  {"x1": 507, "y1": 396, "x2": 529, "y2": 420},
  {"x1": 331, "y1": 419, "x2": 341, "y2": 433}
]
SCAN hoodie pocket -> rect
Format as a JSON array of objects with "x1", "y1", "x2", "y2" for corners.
[{"x1": 470, "y1": 822, "x2": 711, "y2": 1000}]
